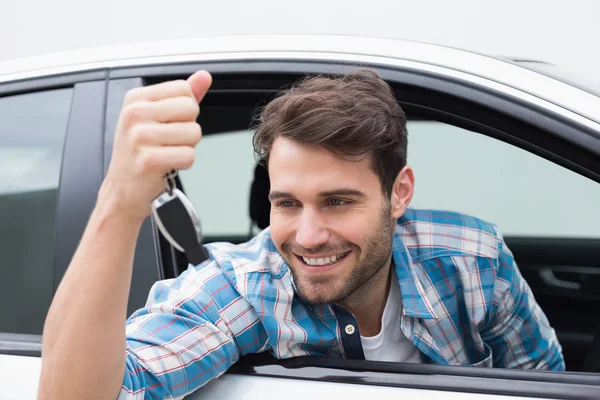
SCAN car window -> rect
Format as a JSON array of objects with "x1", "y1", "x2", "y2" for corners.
[
  {"x1": 407, "y1": 121, "x2": 600, "y2": 238},
  {"x1": 0, "y1": 88, "x2": 73, "y2": 335},
  {"x1": 179, "y1": 130, "x2": 256, "y2": 237},
  {"x1": 180, "y1": 121, "x2": 600, "y2": 240}
]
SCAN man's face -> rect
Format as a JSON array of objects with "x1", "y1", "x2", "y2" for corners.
[{"x1": 268, "y1": 138, "x2": 400, "y2": 305}]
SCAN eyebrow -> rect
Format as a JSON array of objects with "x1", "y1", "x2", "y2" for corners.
[{"x1": 268, "y1": 188, "x2": 367, "y2": 202}]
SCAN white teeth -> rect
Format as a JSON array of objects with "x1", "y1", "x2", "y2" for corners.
[{"x1": 302, "y1": 251, "x2": 348, "y2": 266}]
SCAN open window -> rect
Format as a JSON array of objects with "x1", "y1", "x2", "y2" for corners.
[{"x1": 139, "y1": 61, "x2": 600, "y2": 397}]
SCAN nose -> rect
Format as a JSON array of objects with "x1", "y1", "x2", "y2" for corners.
[{"x1": 295, "y1": 207, "x2": 330, "y2": 250}]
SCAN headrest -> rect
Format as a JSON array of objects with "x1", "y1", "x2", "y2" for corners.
[{"x1": 249, "y1": 163, "x2": 271, "y2": 229}]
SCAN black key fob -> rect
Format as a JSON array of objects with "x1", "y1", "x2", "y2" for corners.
[{"x1": 151, "y1": 188, "x2": 209, "y2": 265}]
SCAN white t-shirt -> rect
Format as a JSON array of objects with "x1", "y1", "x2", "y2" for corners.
[{"x1": 360, "y1": 269, "x2": 423, "y2": 363}]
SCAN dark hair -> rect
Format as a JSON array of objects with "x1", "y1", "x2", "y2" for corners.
[{"x1": 252, "y1": 69, "x2": 408, "y2": 197}]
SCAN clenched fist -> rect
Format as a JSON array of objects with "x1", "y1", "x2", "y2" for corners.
[{"x1": 98, "y1": 70, "x2": 212, "y2": 222}]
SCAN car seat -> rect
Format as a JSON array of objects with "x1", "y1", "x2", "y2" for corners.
[{"x1": 249, "y1": 162, "x2": 271, "y2": 230}]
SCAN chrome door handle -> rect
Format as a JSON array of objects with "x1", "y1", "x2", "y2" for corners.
[{"x1": 538, "y1": 268, "x2": 582, "y2": 290}]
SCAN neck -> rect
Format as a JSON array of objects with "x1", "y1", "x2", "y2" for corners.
[{"x1": 337, "y1": 257, "x2": 393, "y2": 337}]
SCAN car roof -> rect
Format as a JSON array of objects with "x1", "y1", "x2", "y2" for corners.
[
  {"x1": 1, "y1": 34, "x2": 599, "y2": 126},
  {"x1": 0, "y1": 34, "x2": 557, "y2": 79}
]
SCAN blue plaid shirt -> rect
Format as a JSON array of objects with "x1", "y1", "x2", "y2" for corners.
[{"x1": 119, "y1": 208, "x2": 564, "y2": 399}]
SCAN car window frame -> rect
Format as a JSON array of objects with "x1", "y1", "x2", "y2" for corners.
[
  {"x1": 0, "y1": 71, "x2": 105, "y2": 355},
  {"x1": 102, "y1": 77, "x2": 165, "y2": 310},
  {"x1": 107, "y1": 59, "x2": 600, "y2": 396}
]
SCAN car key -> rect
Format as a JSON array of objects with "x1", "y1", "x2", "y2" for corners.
[{"x1": 151, "y1": 169, "x2": 210, "y2": 265}]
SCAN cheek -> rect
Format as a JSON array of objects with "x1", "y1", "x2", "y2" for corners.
[
  {"x1": 329, "y1": 211, "x2": 371, "y2": 246},
  {"x1": 269, "y1": 212, "x2": 292, "y2": 246}
]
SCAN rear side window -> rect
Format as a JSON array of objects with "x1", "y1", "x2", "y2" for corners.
[{"x1": 0, "y1": 88, "x2": 73, "y2": 334}]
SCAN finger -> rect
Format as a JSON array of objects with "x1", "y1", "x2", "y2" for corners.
[
  {"x1": 124, "y1": 79, "x2": 195, "y2": 105},
  {"x1": 187, "y1": 70, "x2": 212, "y2": 103},
  {"x1": 139, "y1": 146, "x2": 196, "y2": 173},
  {"x1": 146, "y1": 96, "x2": 200, "y2": 123},
  {"x1": 131, "y1": 122, "x2": 202, "y2": 147}
]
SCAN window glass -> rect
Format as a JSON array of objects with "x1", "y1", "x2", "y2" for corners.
[
  {"x1": 180, "y1": 121, "x2": 600, "y2": 240},
  {"x1": 0, "y1": 88, "x2": 73, "y2": 334},
  {"x1": 179, "y1": 130, "x2": 256, "y2": 237},
  {"x1": 407, "y1": 121, "x2": 600, "y2": 238}
]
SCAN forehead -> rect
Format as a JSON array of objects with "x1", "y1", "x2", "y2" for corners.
[{"x1": 268, "y1": 138, "x2": 380, "y2": 194}]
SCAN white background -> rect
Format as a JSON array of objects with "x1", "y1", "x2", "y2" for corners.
[{"x1": 0, "y1": 0, "x2": 599, "y2": 84}]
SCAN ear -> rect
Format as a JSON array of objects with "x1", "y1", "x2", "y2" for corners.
[{"x1": 390, "y1": 166, "x2": 415, "y2": 219}]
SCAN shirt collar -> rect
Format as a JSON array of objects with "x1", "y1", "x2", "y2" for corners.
[{"x1": 391, "y1": 233, "x2": 438, "y2": 319}]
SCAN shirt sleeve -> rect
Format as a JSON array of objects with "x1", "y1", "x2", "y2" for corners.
[
  {"x1": 481, "y1": 232, "x2": 565, "y2": 371},
  {"x1": 117, "y1": 259, "x2": 270, "y2": 399}
]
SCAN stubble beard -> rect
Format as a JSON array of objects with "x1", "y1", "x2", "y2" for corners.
[{"x1": 283, "y1": 202, "x2": 395, "y2": 305}]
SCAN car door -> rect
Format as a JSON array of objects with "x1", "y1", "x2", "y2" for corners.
[
  {"x1": 0, "y1": 70, "x2": 162, "y2": 399},
  {"x1": 0, "y1": 73, "x2": 103, "y2": 399},
  {"x1": 0, "y1": 83, "x2": 75, "y2": 400},
  {"x1": 107, "y1": 45, "x2": 600, "y2": 399}
]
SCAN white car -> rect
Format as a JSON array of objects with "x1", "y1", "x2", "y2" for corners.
[{"x1": 1, "y1": 34, "x2": 600, "y2": 400}]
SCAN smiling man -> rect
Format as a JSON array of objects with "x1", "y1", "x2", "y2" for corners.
[{"x1": 38, "y1": 69, "x2": 564, "y2": 400}]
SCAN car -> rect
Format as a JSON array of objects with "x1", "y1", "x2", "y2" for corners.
[{"x1": 1, "y1": 34, "x2": 600, "y2": 400}]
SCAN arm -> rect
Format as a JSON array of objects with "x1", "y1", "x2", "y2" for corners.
[
  {"x1": 119, "y1": 261, "x2": 269, "y2": 399},
  {"x1": 37, "y1": 71, "x2": 213, "y2": 400},
  {"x1": 38, "y1": 204, "x2": 144, "y2": 400},
  {"x1": 481, "y1": 234, "x2": 565, "y2": 370}
]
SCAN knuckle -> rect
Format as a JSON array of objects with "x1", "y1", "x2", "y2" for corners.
[
  {"x1": 129, "y1": 124, "x2": 148, "y2": 145},
  {"x1": 194, "y1": 123, "x2": 202, "y2": 139},
  {"x1": 166, "y1": 80, "x2": 193, "y2": 100},
  {"x1": 137, "y1": 150, "x2": 156, "y2": 172},
  {"x1": 123, "y1": 88, "x2": 138, "y2": 105},
  {"x1": 192, "y1": 123, "x2": 202, "y2": 143},
  {"x1": 122, "y1": 102, "x2": 147, "y2": 123},
  {"x1": 184, "y1": 97, "x2": 200, "y2": 117},
  {"x1": 182, "y1": 147, "x2": 195, "y2": 168},
  {"x1": 176, "y1": 80, "x2": 195, "y2": 98}
]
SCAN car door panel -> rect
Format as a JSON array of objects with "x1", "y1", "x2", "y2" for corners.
[
  {"x1": 0, "y1": 78, "x2": 107, "y2": 397},
  {"x1": 192, "y1": 374, "x2": 544, "y2": 400},
  {"x1": 507, "y1": 237, "x2": 600, "y2": 371},
  {"x1": 0, "y1": 355, "x2": 41, "y2": 400},
  {"x1": 197, "y1": 355, "x2": 600, "y2": 400}
]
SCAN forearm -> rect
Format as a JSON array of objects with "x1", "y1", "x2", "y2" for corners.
[
  {"x1": 38, "y1": 195, "x2": 143, "y2": 400},
  {"x1": 37, "y1": 71, "x2": 211, "y2": 399}
]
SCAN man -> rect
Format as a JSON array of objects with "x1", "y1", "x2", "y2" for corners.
[{"x1": 38, "y1": 69, "x2": 564, "y2": 400}]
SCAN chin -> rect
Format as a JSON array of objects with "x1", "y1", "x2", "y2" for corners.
[
  {"x1": 293, "y1": 277, "x2": 344, "y2": 305},
  {"x1": 285, "y1": 252, "x2": 354, "y2": 304},
  {"x1": 297, "y1": 291, "x2": 337, "y2": 305}
]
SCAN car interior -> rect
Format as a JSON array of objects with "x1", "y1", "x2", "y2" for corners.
[{"x1": 146, "y1": 71, "x2": 600, "y2": 374}]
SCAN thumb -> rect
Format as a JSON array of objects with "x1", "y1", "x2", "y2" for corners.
[{"x1": 187, "y1": 70, "x2": 212, "y2": 103}]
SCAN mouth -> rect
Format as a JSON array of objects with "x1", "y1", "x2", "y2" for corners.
[{"x1": 295, "y1": 250, "x2": 352, "y2": 268}]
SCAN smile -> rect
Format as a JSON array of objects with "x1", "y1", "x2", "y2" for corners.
[{"x1": 297, "y1": 250, "x2": 352, "y2": 266}]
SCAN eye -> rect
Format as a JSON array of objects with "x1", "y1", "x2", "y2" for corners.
[
  {"x1": 277, "y1": 200, "x2": 296, "y2": 208},
  {"x1": 328, "y1": 198, "x2": 347, "y2": 206}
]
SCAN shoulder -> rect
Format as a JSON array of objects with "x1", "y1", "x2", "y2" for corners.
[
  {"x1": 145, "y1": 229, "x2": 287, "y2": 306},
  {"x1": 396, "y1": 208, "x2": 503, "y2": 262},
  {"x1": 204, "y1": 228, "x2": 289, "y2": 280}
]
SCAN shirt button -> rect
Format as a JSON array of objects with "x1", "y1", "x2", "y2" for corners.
[{"x1": 345, "y1": 324, "x2": 355, "y2": 335}]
